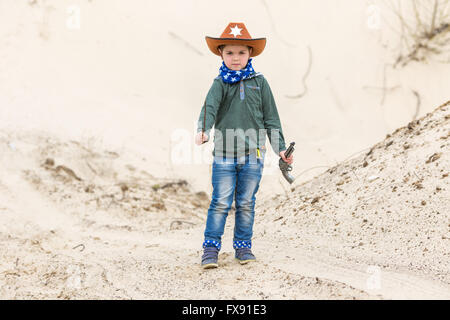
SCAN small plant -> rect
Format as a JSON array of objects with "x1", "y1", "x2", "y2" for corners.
[{"x1": 385, "y1": 0, "x2": 450, "y2": 67}]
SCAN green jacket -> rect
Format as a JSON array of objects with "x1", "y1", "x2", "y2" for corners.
[{"x1": 197, "y1": 72, "x2": 286, "y2": 158}]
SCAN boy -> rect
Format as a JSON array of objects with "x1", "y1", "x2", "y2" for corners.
[{"x1": 195, "y1": 22, "x2": 293, "y2": 269}]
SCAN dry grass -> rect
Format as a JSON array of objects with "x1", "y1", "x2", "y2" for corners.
[{"x1": 384, "y1": 0, "x2": 450, "y2": 67}]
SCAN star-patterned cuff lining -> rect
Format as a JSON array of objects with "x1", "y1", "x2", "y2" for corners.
[
  {"x1": 202, "y1": 240, "x2": 221, "y2": 250},
  {"x1": 233, "y1": 240, "x2": 252, "y2": 249}
]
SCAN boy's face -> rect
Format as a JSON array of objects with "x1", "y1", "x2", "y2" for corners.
[{"x1": 219, "y1": 45, "x2": 252, "y2": 71}]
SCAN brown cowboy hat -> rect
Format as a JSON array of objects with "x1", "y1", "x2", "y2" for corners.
[{"x1": 205, "y1": 22, "x2": 266, "y2": 57}]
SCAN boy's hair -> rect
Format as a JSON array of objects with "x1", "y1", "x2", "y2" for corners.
[{"x1": 218, "y1": 44, "x2": 253, "y2": 53}]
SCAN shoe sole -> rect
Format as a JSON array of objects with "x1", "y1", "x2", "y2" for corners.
[
  {"x1": 235, "y1": 258, "x2": 256, "y2": 265},
  {"x1": 202, "y1": 263, "x2": 218, "y2": 269}
]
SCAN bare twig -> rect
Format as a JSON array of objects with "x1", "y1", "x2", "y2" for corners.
[
  {"x1": 260, "y1": 0, "x2": 297, "y2": 48},
  {"x1": 362, "y1": 85, "x2": 401, "y2": 91},
  {"x1": 385, "y1": 0, "x2": 450, "y2": 67},
  {"x1": 85, "y1": 160, "x2": 97, "y2": 175},
  {"x1": 293, "y1": 165, "x2": 332, "y2": 181},
  {"x1": 168, "y1": 31, "x2": 203, "y2": 56},
  {"x1": 430, "y1": 0, "x2": 439, "y2": 35},
  {"x1": 278, "y1": 178, "x2": 290, "y2": 200},
  {"x1": 411, "y1": 89, "x2": 421, "y2": 120},
  {"x1": 72, "y1": 244, "x2": 85, "y2": 252},
  {"x1": 326, "y1": 77, "x2": 345, "y2": 111},
  {"x1": 412, "y1": 1, "x2": 426, "y2": 36},
  {"x1": 285, "y1": 46, "x2": 312, "y2": 99},
  {"x1": 381, "y1": 63, "x2": 392, "y2": 105}
]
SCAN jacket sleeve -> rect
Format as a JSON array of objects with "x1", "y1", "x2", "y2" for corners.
[
  {"x1": 261, "y1": 76, "x2": 287, "y2": 155},
  {"x1": 197, "y1": 79, "x2": 223, "y2": 136}
]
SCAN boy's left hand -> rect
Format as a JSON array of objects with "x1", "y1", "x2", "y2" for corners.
[{"x1": 279, "y1": 150, "x2": 294, "y2": 165}]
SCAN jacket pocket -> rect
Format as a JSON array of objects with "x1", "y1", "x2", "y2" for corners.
[
  {"x1": 245, "y1": 87, "x2": 262, "y2": 105},
  {"x1": 247, "y1": 102, "x2": 264, "y2": 125}
]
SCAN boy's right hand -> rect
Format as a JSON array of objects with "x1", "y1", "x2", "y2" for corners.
[{"x1": 195, "y1": 132, "x2": 209, "y2": 145}]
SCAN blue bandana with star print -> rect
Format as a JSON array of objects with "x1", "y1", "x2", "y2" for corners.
[{"x1": 219, "y1": 58, "x2": 255, "y2": 84}]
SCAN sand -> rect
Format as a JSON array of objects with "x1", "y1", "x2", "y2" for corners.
[
  {"x1": 1, "y1": 0, "x2": 449, "y2": 299},
  {"x1": 0, "y1": 101, "x2": 448, "y2": 299}
]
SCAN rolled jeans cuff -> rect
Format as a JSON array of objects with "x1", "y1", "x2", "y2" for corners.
[
  {"x1": 203, "y1": 239, "x2": 221, "y2": 250},
  {"x1": 233, "y1": 240, "x2": 252, "y2": 249}
]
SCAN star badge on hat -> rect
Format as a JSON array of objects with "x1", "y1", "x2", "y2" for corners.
[
  {"x1": 205, "y1": 22, "x2": 266, "y2": 57},
  {"x1": 229, "y1": 25, "x2": 242, "y2": 37}
]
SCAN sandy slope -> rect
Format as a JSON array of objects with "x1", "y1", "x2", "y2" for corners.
[
  {"x1": 2, "y1": 0, "x2": 450, "y2": 201},
  {"x1": 1, "y1": 0, "x2": 449, "y2": 300},
  {"x1": 1, "y1": 101, "x2": 448, "y2": 299}
]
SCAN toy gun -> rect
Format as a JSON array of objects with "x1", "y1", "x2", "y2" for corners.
[{"x1": 279, "y1": 142, "x2": 295, "y2": 184}]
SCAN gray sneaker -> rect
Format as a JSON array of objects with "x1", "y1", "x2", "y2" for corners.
[
  {"x1": 201, "y1": 246, "x2": 219, "y2": 269},
  {"x1": 235, "y1": 248, "x2": 256, "y2": 264}
]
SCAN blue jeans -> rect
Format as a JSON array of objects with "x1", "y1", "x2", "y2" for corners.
[{"x1": 202, "y1": 150, "x2": 265, "y2": 251}]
